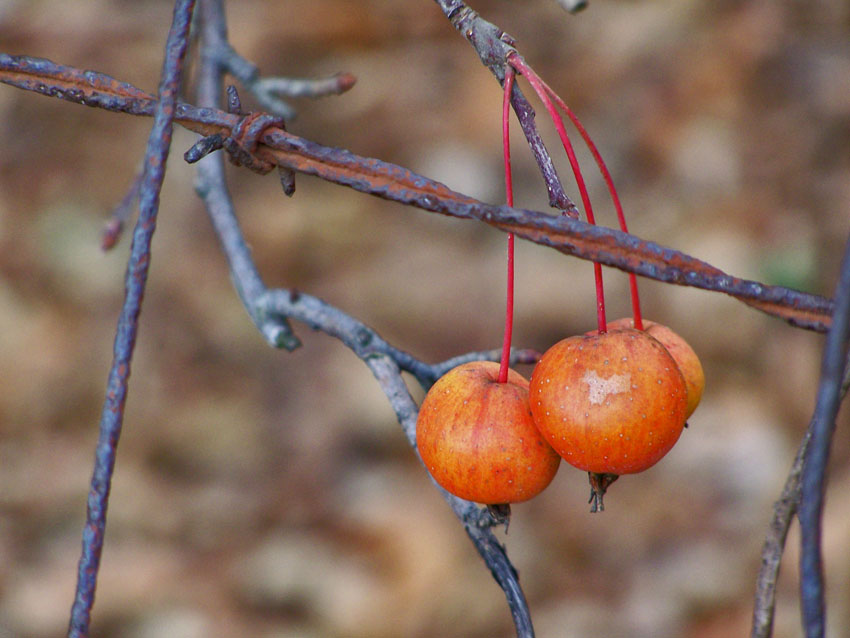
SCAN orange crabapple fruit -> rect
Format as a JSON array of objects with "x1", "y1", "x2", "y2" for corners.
[
  {"x1": 529, "y1": 328, "x2": 688, "y2": 478},
  {"x1": 605, "y1": 318, "x2": 704, "y2": 419},
  {"x1": 416, "y1": 361, "x2": 561, "y2": 505}
]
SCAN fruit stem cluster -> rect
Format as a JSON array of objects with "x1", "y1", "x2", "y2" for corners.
[
  {"x1": 507, "y1": 53, "x2": 645, "y2": 334},
  {"x1": 498, "y1": 66, "x2": 517, "y2": 385}
]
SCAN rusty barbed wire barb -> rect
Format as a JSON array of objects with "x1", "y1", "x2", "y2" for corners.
[{"x1": 0, "y1": 53, "x2": 834, "y2": 332}]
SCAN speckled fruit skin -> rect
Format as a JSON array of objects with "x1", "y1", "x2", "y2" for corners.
[
  {"x1": 416, "y1": 361, "x2": 561, "y2": 504},
  {"x1": 607, "y1": 318, "x2": 704, "y2": 418},
  {"x1": 529, "y1": 328, "x2": 688, "y2": 475}
]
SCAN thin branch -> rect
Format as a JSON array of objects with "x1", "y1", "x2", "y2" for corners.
[
  {"x1": 0, "y1": 54, "x2": 833, "y2": 332},
  {"x1": 100, "y1": 169, "x2": 142, "y2": 250},
  {"x1": 751, "y1": 356, "x2": 850, "y2": 638},
  {"x1": 366, "y1": 355, "x2": 535, "y2": 637},
  {"x1": 211, "y1": 41, "x2": 356, "y2": 119},
  {"x1": 254, "y1": 72, "x2": 356, "y2": 99},
  {"x1": 509, "y1": 76, "x2": 578, "y2": 216},
  {"x1": 67, "y1": 1, "x2": 197, "y2": 636},
  {"x1": 254, "y1": 291, "x2": 538, "y2": 635},
  {"x1": 431, "y1": 0, "x2": 578, "y2": 216},
  {"x1": 752, "y1": 429, "x2": 810, "y2": 638},
  {"x1": 798, "y1": 234, "x2": 850, "y2": 637},
  {"x1": 194, "y1": 0, "x2": 300, "y2": 351}
]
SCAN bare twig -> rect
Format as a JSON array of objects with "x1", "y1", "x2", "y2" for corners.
[
  {"x1": 751, "y1": 356, "x2": 850, "y2": 638},
  {"x1": 255, "y1": 72, "x2": 357, "y2": 99},
  {"x1": 366, "y1": 354, "x2": 535, "y2": 637},
  {"x1": 194, "y1": 1, "x2": 299, "y2": 351},
  {"x1": 100, "y1": 170, "x2": 142, "y2": 250},
  {"x1": 752, "y1": 429, "x2": 810, "y2": 638},
  {"x1": 431, "y1": 0, "x2": 578, "y2": 216},
  {"x1": 210, "y1": 41, "x2": 356, "y2": 119},
  {"x1": 798, "y1": 235, "x2": 850, "y2": 637},
  {"x1": 510, "y1": 83, "x2": 579, "y2": 217},
  {"x1": 67, "y1": 1, "x2": 197, "y2": 636}
]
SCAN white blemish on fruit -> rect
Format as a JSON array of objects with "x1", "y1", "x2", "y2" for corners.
[{"x1": 582, "y1": 369, "x2": 631, "y2": 405}]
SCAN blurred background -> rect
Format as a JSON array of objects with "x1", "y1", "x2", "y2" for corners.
[{"x1": 1, "y1": 1, "x2": 849, "y2": 636}]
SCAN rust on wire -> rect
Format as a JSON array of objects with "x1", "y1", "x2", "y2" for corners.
[
  {"x1": 0, "y1": 53, "x2": 834, "y2": 333},
  {"x1": 257, "y1": 128, "x2": 833, "y2": 333},
  {"x1": 0, "y1": 53, "x2": 233, "y2": 138}
]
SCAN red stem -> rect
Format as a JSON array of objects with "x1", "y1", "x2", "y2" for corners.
[
  {"x1": 509, "y1": 54, "x2": 607, "y2": 334},
  {"x1": 499, "y1": 68, "x2": 516, "y2": 384},
  {"x1": 533, "y1": 70, "x2": 644, "y2": 330}
]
